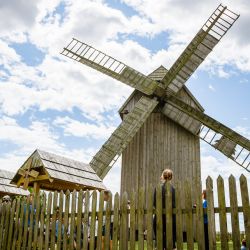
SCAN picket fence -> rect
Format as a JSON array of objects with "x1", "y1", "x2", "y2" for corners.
[{"x1": 0, "y1": 175, "x2": 250, "y2": 250}]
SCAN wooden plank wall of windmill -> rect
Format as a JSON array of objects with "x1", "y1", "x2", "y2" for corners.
[{"x1": 120, "y1": 89, "x2": 202, "y2": 207}]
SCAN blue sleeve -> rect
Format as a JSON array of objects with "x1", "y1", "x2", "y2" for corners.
[{"x1": 203, "y1": 200, "x2": 207, "y2": 208}]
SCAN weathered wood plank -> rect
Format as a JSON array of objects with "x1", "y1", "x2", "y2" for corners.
[
  {"x1": 138, "y1": 187, "x2": 144, "y2": 250},
  {"x1": 33, "y1": 194, "x2": 41, "y2": 250},
  {"x1": 240, "y1": 174, "x2": 250, "y2": 249},
  {"x1": 57, "y1": 191, "x2": 64, "y2": 250},
  {"x1": 185, "y1": 180, "x2": 194, "y2": 250},
  {"x1": 38, "y1": 193, "x2": 46, "y2": 250},
  {"x1": 22, "y1": 197, "x2": 30, "y2": 249},
  {"x1": 195, "y1": 178, "x2": 205, "y2": 250},
  {"x1": 11, "y1": 199, "x2": 20, "y2": 250},
  {"x1": 62, "y1": 190, "x2": 70, "y2": 250},
  {"x1": 45, "y1": 192, "x2": 52, "y2": 249},
  {"x1": 50, "y1": 191, "x2": 58, "y2": 250},
  {"x1": 217, "y1": 175, "x2": 229, "y2": 250},
  {"x1": 96, "y1": 191, "x2": 104, "y2": 250},
  {"x1": 166, "y1": 182, "x2": 173, "y2": 250},
  {"x1": 156, "y1": 184, "x2": 163, "y2": 250},
  {"x1": 2, "y1": 202, "x2": 11, "y2": 249},
  {"x1": 17, "y1": 197, "x2": 26, "y2": 250},
  {"x1": 89, "y1": 190, "x2": 97, "y2": 250},
  {"x1": 146, "y1": 186, "x2": 153, "y2": 250},
  {"x1": 0, "y1": 203, "x2": 6, "y2": 249},
  {"x1": 129, "y1": 190, "x2": 136, "y2": 250},
  {"x1": 229, "y1": 175, "x2": 241, "y2": 249},
  {"x1": 104, "y1": 192, "x2": 112, "y2": 250},
  {"x1": 112, "y1": 192, "x2": 120, "y2": 250},
  {"x1": 206, "y1": 176, "x2": 216, "y2": 250},
  {"x1": 7, "y1": 200, "x2": 16, "y2": 250},
  {"x1": 120, "y1": 192, "x2": 128, "y2": 250},
  {"x1": 175, "y1": 181, "x2": 183, "y2": 250},
  {"x1": 82, "y1": 190, "x2": 90, "y2": 250},
  {"x1": 76, "y1": 190, "x2": 83, "y2": 250},
  {"x1": 27, "y1": 195, "x2": 35, "y2": 250},
  {"x1": 69, "y1": 190, "x2": 76, "y2": 250}
]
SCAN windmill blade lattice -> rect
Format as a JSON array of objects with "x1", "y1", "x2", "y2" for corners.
[
  {"x1": 61, "y1": 39, "x2": 160, "y2": 96},
  {"x1": 162, "y1": 4, "x2": 239, "y2": 94},
  {"x1": 164, "y1": 96, "x2": 250, "y2": 171},
  {"x1": 90, "y1": 96, "x2": 158, "y2": 179}
]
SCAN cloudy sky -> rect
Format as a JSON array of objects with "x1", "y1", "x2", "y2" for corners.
[{"x1": 0, "y1": 0, "x2": 250, "y2": 201}]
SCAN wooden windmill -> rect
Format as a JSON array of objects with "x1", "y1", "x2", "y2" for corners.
[{"x1": 62, "y1": 5, "x2": 250, "y2": 196}]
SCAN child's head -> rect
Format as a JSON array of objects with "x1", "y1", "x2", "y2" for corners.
[
  {"x1": 202, "y1": 190, "x2": 207, "y2": 200},
  {"x1": 160, "y1": 169, "x2": 173, "y2": 183}
]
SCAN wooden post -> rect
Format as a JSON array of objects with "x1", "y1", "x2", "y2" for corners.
[
  {"x1": 229, "y1": 175, "x2": 241, "y2": 249},
  {"x1": 206, "y1": 176, "x2": 216, "y2": 250},
  {"x1": 33, "y1": 182, "x2": 40, "y2": 196},
  {"x1": 240, "y1": 174, "x2": 250, "y2": 249},
  {"x1": 217, "y1": 175, "x2": 228, "y2": 250},
  {"x1": 112, "y1": 193, "x2": 120, "y2": 250},
  {"x1": 146, "y1": 185, "x2": 153, "y2": 250},
  {"x1": 96, "y1": 191, "x2": 104, "y2": 250},
  {"x1": 89, "y1": 191, "x2": 97, "y2": 250},
  {"x1": 175, "y1": 181, "x2": 183, "y2": 250}
]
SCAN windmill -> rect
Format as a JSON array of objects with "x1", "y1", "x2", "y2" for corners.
[{"x1": 61, "y1": 5, "x2": 250, "y2": 196}]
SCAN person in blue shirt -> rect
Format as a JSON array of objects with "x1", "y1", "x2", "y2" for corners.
[
  {"x1": 202, "y1": 190, "x2": 209, "y2": 250},
  {"x1": 241, "y1": 238, "x2": 247, "y2": 250}
]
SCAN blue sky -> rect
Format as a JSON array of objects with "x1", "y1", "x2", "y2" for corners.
[{"x1": 0, "y1": 0, "x2": 250, "y2": 198}]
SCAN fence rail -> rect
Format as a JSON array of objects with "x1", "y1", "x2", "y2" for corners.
[{"x1": 0, "y1": 175, "x2": 250, "y2": 249}]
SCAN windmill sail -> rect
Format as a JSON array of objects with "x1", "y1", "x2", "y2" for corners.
[
  {"x1": 161, "y1": 4, "x2": 239, "y2": 94},
  {"x1": 61, "y1": 39, "x2": 159, "y2": 96},
  {"x1": 164, "y1": 96, "x2": 250, "y2": 171},
  {"x1": 90, "y1": 96, "x2": 158, "y2": 179}
]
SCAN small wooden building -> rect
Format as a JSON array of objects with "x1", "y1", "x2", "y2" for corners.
[
  {"x1": 0, "y1": 169, "x2": 29, "y2": 198},
  {"x1": 11, "y1": 149, "x2": 106, "y2": 193}
]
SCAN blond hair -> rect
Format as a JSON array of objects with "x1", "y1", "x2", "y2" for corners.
[{"x1": 161, "y1": 169, "x2": 173, "y2": 181}]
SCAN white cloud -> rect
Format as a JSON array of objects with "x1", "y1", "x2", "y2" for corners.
[
  {"x1": 122, "y1": 0, "x2": 250, "y2": 72},
  {"x1": 53, "y1": 116, "x2": 117, "y2": 140},
  {"x1": 234, "y1": 126, "x2": 250, "y2": 139},
  {"x1": 0, "y1": 116, "x2": 63, "y2": 153},
  {"x1": 0, "y1": 0, "x2": 39, "y2": 35},
  {"x1": 0, "y1": 115, "x2": 98, "y2": 173}
]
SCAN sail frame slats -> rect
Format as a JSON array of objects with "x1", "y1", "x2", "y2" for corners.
[
  {"x1": 165, "y1": 96, "x2": 250, "y2": 171},
  {"x1": 162, "y1": 4, "x2": 239, "y2": 93},
  {"x1": 89, "y1": 96, "x2": 158, "y2": 179},
  {"x1": 61, "y1": 38, "x2": 159, "y2": 95}
]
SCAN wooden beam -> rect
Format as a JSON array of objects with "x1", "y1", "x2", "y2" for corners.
[
  {"x1": 33, "y1": 182, "x2": 40, "y2": 195},
  {"x1": 16, "y1": 176, "x2": 25, "y2": 188},
  {"x1": 28, "y1": 174, "x2": 50, "y2": 182}
]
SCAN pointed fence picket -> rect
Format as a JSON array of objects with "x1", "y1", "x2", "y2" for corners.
[{"x1": 0, "y1": 175, "x2": 250, "y2": 249}]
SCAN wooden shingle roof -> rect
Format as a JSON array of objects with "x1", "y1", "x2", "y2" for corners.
[
  {"x1": 11, "y1": 149, "x2": 106, "y2": 192},
  {"x1": 0, "y1": 169, "x2": 29, "y2": 197}
]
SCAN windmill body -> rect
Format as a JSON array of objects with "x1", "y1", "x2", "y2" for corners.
[
  {"x1": 62, "y1": 5, "x2": 250, "y2": 197},
  {"x1": 120, "y1": 66, "x2": 203, "y2": 196}
]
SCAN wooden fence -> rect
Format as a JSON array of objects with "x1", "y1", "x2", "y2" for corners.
[{"x1": 0, "y1": 175, "x2": 250, "y2": 250}]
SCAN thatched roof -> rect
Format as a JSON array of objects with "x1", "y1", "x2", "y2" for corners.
[
  {"x1": 11, "y1": 149, "x2": 106, "y2": 192},
  {"x1": 0, "y1": 169, "x2": 29, "y2": 197}
]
